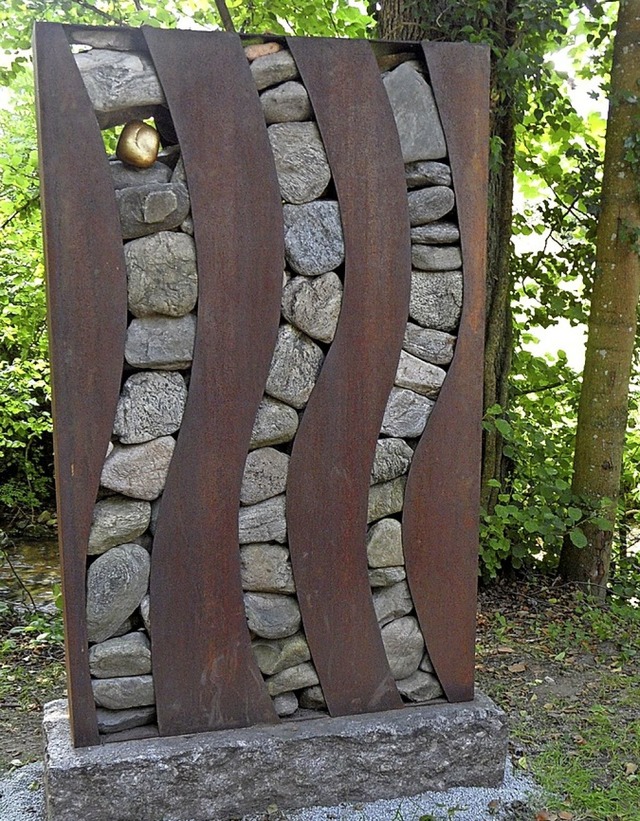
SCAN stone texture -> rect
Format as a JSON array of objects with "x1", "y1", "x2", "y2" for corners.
[
  {"x1": 100, "y1": 437, "x2": 176, "y2": 501},
  {"x1": 240, "y1": 544, "x2": 295, "y2": 594},
  {"x1": 281, "y1": 272, "x2": 342, "y2": 343},
  {"x1": 252, "y1": 632, "x2": 310, "y2": 676},
  {"x1": 245, "y1": 42, "x2": 282, "y2": 61},
  {"x1": 110, "y1": 160, "x2": 171, "y2": 190},
  {"x1": 92, "y1": 675, "x2": 155, "y2": 710},
  {"x1": 407, "y1": 187, "x2": 455, "y2": 226},
  {"x1": 249, "y1": 396, "x2": 299, "y2": 449},
  {"x1": 368, "y1": 567, "x2": 406, "y2": 587},
  {"x1": 273, "y1": 692, "x2": 299, "y2": 717},
  {"x1": 244, "y1": 592, "x2": 301, "y2": 639},
  {"x1": 251, "y1": 49, "x2": 300, "y2": 90},
  {"x1": 381, "y1": 387, "x2": 434, "y2": 438},
  {"x1": 370, "y1": 438, "x2": 413, "y2": 484},
  {"x1": 238, "y1": 495, "x2": 287, "y2": 544},
  {"x1": 405, "y1": 160, "x2": 452, "y2": 188},
  {"x1": 241, "y1": 448, "x2": 290, "y2": 506},
  {"x1": 269, "y1": 123, "x2": 331, "y2": 204},
  {"x1": 265, "y1": 324, "x2": 324, "y2": 410},
  {"x1": 125, "y1": 313, "x2": 196, "y2": 370},
  {"x1": 283, "y1": 201, "x2": 344, "y2": 276},
  {"x1": 420, "y1": 652, "x2": 435, "y2": 674},
  {"x1": 139, "y1": 594, "x2": 151, "y2": 634},
  {"x1": 86, "y1": 544, "x2": 150, "y2": 643},
  {"x1": 96, "y1": 705, "x2": 156, "y2": 735},
  {"x1": 367, "y1": 477, "x2": 406, "y2": 523},
  {"x1": 113, "y1": 372, "x2": 187, "y2": 444},
  {"x1": 125, "y1": 232, "x2": 197, "y2": 318},
  {"x1": 395, "y1": 351, "x2": 446, "y2": 398},
  {"x1": 383, "y1": 61, "x2": 446, "y2": 162},
  {"x1": 367, "y1": 518, "x2": 404, "y2": 568},
  {"x1": 88, "y1": 497, "x2": 151, "y2": 555},
  {"x1": 403, "y1": 323, "x2": 456, "y2": 366},
  {"x1": 43, "y1": 694, "x2": 507, "y2": 820},
  {"x1": 373, "y1": 580, "x2": 413, "y2": 626},
  {"x1": 410, "y1": 222, "x2": 460, "y2": 244},
  {"x1": 299, "y1": 685, "x2": 326, "y2": 710},
  {"x1": 89, "y1": 632, "x2": 151, "y2": 678},
  {"x1": 266, "y1": 662, "x2": 319, "y2": 696},
  {"x1": 410, "y1": 270, "x2": 463, "y2": 333},
  {"x1": 412, "y1": 245, "x2": 462, "y2": 272},
  {"x1": 381, "y1": 616, "x2": 425, "y2": 679},
  {"x1": 397, "y1": 670, "x2": 444, "y2": 702},
  {"x1": 116, "y1": 182, "x2": 190, "y2": 240},
  {"x1": 261, "y1": 81, "x2": 312, "y2": 124}
]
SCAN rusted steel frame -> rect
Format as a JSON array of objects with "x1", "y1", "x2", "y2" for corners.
[
  {"x1": 285, "y1": 37, "x2": 409, "y2": 716},
  {"x1": 403, "y1": 42, "x2": 490, "y2": 703},
  {"x1": 33, "y1": 22, "x2": 129, "y2": 747},
  {"x1": 143, "y1": 27, "x2": 281, "y2": 735}
]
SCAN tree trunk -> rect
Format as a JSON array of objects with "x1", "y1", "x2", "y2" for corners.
[{"x1": 558, "y1": 0, "x2": 640, "y2": 598}]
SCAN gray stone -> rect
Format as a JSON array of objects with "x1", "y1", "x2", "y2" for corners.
[
  {"x1": 370, "y1": 438, "x2": 413, "y2": 485},
  {"x1": 273, "y1": 692, "x2": 299, "y2": 717},
  {"x1": 251, "y1": 49, "x2": 300, "y2": 90},
  {"x1": 367, "y1": 477, "x2": 406, "y2": 523},
  {"x1": 382, "y1": 387, "x2": 434, "y2": 438},
  {"x1": 403, "y1": 323, "x2": 456, "y2": 366},
  {"x1": 113, "y1": 372, "x2": 187, "y2": 444},
  {"x1": 261, "y1": 81, "x2": 312, "y2": 124},
  {"x1": 250, "y1": 396, "x2": 299, "y2": 449},
  {"x1": 299, "y1": 685, "x2": 326, "y2": 711},
  {"x1": 89, "y1": 632, "x2": 151, "y2": 678},
  {"x1": 412, "y1": 245, "x2": 462, "y2": 272},
  {"x1": 407, "y1": 186, "x2": 455, "y2": 226},
  {"x1": 149, "y1": 499, "x2": 161, "y2": 535},
  {"x1": 241, "y1": 448, "x2": 290, "y2": 506},
  {"x1": 373, "y1": 580, "x2": 413, "y2": 626},
  {"x1": 266, "y1": 661, "x2": 319, "y2": 696},
  {"x1": 397, "y1": 669, "x2": 444, "y2": 702},
  {"x1": 125, "y1": 313, "x2": 196, "y2": 370},
  {"x1": 74, "y1": 49, "x2": 164, "y2": 128},
  {"x1": 381, "y1": 616, "x2": 425, "y2": 679},
  {"x1": 238, "y1": 495, "x2": 287, "y2": 544},
  {"x1": 283, "y1": 201, "x2": 344, "y2": 276},
  {"x1": 265, "y1": 324, "x2": 324, "y2": 410},
  {"x1": 86, "y1": 544, "x2": 150, "y2": 643},
  {"x1": 420, "y1": 652, "x2": 435, "y2": 674},
  {"x1": 405, "y1": 160, "x2": 452, "y2": 188},
  {"x1": 139, "y1": 594, "x2": 151, "y2": 634},
  {"x1": 281, "y1": 272, "x2": 342, "y2": 343},
  {"x1": 240, "y1": 544, "x2": 295, "y2": 594},
  {"x1": 125, "y1": 232, "x2": 197, "y2": 318},
  {"x1": 110, "y1": 160, "x2": 171, "y2": 190},
  {"x1": 410, "y1": 222, "x2": 460, "y2": 244},
  {"x1": 395, "y1": 351, "x2": 446, "y2": 398},
  {"x1": 383, "y1": 61, "x2": 446, "y2": 163},
  {"x1": 368, "y1": 566, "x2": 407, "y2": 587},
  {"x1": 367, "y1": 518, "x2": 404, "y2": 568},
  {"x1": 92, "y1": 675, "x2": 155, "y2": 710},
  {"x1": 132, "y1": 533, "x2": 153, "y2": 551},
  {"x1": 100, "y1": 437, "x2": 176, "y2": 501},
  {"x1": 269, "y1": 123, "x2": 331, "y2": 204},
  {"x1": 43, "y1": 694, "x2": 508, "y2": 820},
  {"x1": 410, "y1": 270, "x2": 463, "y2": 333},
  {"x1": 180, "y1": 215, "x2": 194, "y2": 236},
  {"x1": 252, "y1": 632, "x2": 311, "y2": 676},
  {"x1": 171, "y1": 155, "x2": 186, "y2": 185},
  {"x1": 116, "y1": 183, "x2": 190, "y2": 241},
  {"x1": 244, "y1": 592, "x2": 301, "y2": 639},
  {"x1": 88, "y1": 497, "x2": 151, "y2": 555},
  {"x1": 96, "y1": 705, "x2": 156, "y2": 735},
  {"x1": 109, "y1": 615, "x2": 138, "y2": 639}
]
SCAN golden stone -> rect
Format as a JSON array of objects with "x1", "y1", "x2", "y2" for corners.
[{"x1": 116, "y1": 120, "x2": 160, "y2": 169}]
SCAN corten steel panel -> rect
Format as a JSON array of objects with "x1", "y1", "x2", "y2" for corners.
[
  {"x1": 33, "y1": 22, "x2": 128, "y2": 747},
  {"x1": 143, "y1": 28, "x2": 281, "y2": 735},
  {"x1": 285, "y1": 37, "x2": 409, "y2": 716},
  {"x1": 403, "y1": 42, "x2": 490, "y2": 703}
]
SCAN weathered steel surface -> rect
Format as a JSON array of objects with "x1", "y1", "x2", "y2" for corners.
[
  {"x1": 33, "y1": 22, "x2": 128, "y2": 747},
  {"x1": 403, "y1": 42, "x2": 490, "y2": 702},
  {"x1": 143, "y1": 28, "x2": 281, "y2": 735},
  {"x1": 285, "y1": 37, "x2": 409, "y2": 716}
]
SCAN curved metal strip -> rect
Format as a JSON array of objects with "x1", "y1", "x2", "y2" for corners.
[
  {"x1": 403, "y1": 43, "x2": 490, "y2": 702},
  {"x1": 285, "y1": 37, "x2": 409, "y2": 716},
  {"x1": 143, "y1": 28, "x2": 281, "y2": 735},
  {"x1": 33, "y1": 23, "x2": 128, "y2": 747}
]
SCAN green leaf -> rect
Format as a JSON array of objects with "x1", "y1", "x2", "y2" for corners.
[{"x1": 569, "y1": 528, "x2": 588, "y2": 548}]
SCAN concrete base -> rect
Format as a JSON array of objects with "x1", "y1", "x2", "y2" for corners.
[{"x1": 43, "y1": 694, "x2": 508, "y2": 821}]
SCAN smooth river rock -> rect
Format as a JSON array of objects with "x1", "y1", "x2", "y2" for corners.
[
  {"x1": 373, "y1": 580, "x2": 414, "y2": 627},
  {"x1": 370, "y1": 438, "x2": 413, "y2": 485},
  {"x1": 368, "y1": 567, "x2": 406, "y2": 587},
  {"x1": 125, "y1": 313, "x2": 197, "y2": 370},
  {"x1": 266, "y1": 324, "x2": 324, "y2": 410},
  {"x1": 269, "y1": 122, "x2": 331, "y2": 204},
  {"x1": 100, "y1": 437, "x2": 176, "y2": 501},
  {"x1": 238, "y1": 494, "x2": 287, "y2": 544},
  {"x1": 395, "y1": 351, "x2": 446, "y2": 398},
  {"x1": 244, "y1": 592, "x2": 301, "y2": 639},
  {"x1": 241, "y1": 448, "x2": 290, "y2": 506},
  {"x1": 261, "y1": 81, "x2": 312, "y2": 124},
  {"x1": 96, "y1": 705, "x2": 156, "y2": 734},
  {"x1": 92, "y1": 674, "x2": 155, "y2": 710},
  {"x1": 397, "y1": 670, "x2": 444, "y2": 702},
  {"x1": 113, "y1": 371, "x2": 187, "y2": 444},
  {"x1": 110, "y1": 160, "x2": 171, "y2": 190},
  {"x1": 407, "y1": 186, "x2": 455, "y2": 226},
  {"x1": 240, "y1": 544, "x2": 295, "y2": 594},
  {"x1": 283, "y1": 201, "x2": 344, "y2": 276},
  {"x1": 89, "y1": 632, "x2": 152, "y2": 679},
  {"x1": 367, "y1": 518, "x2": 404, "y2": 568},
  {"x1": 88, "y1": 497, "x2": 151, "y2": 555},
  {"x1": 249, "y1": 396, "x2": 299, "y2": 449},
  {"x1": 251, "y1": 49, "x2": 300, "y2": 90},
  {"x1": 266, "y1": 662, "x2": 319, "y2": 696},
  {"x1": 381, "y1": 616, "x2": 425, "y2": 680},
  {"x1": 405, "y1": 160, "x2": 452, "y2": 188},
  {"x1": 116, "y1": 182, "x2": 190, "y2": 240},
  {"x1": 273, "y1": 692, "x2": 299, "y2": 717},
  {"x1": 367, "y1": 477, "x2": 406, "y2": 523},
  {"x1": 252, "y1": 632, "x2": 311, "y2": 676},
  {"x1": 403, "y1": 323, "x2": 456, "y2": 366},
  {"x1": 410, "y1": 222, "x2": 460, "y2": 244},
  {"x1": 409, "y1": 270, "x2": 463, "y2": 333},
  {"x1": 281, "y1": 272, "x2": 342, "y2": 343},
  {"x1": 299, "y1": 685, "x2": 326, "y2": 710},
  {"x1": 125, "y1": 232, "x2": 197, "y2": 318},
  {"x1": 381, "y1": 387, "x2": 434, "y2": 438},
  {"x1": 412, "y1": 245, "x2": 463, "y2": 272}
]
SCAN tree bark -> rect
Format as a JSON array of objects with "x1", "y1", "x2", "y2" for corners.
[{"x1": 558, "y1": 0, "x2": 640, "y2": 597}]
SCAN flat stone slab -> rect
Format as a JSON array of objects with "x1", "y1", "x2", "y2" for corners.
[{"x1": 43, "y1": 694, "x2": 507, "y2": 821}]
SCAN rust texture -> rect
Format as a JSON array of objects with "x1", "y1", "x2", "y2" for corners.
[
  {"x1": 285, "y1": 37, "x2": 410, "y2": 716},
  {"x1": 33, "y1": 22, "x2": 128, "y2": 747},
  {"x1": 403, "y1": 42, "x2": 490, "y2": 702},
  {"x1": 143, "y1": 28, "x2": 282, "y2": 735}
]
